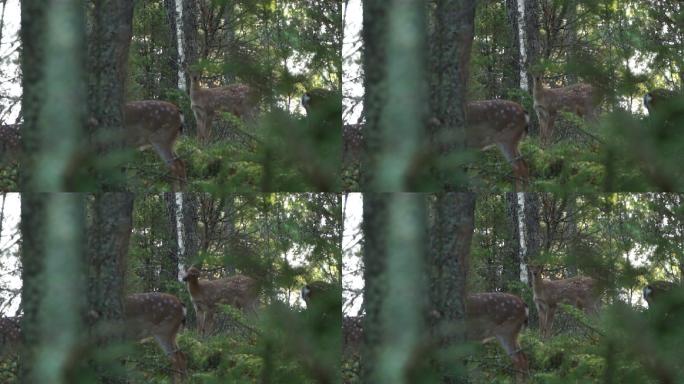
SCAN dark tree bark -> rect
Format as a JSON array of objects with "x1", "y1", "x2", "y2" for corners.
[
  {"x1": 182, "y1": 193, "x2": 200, "y2": 267},
  {"x1": 87, "y1": 192, "x2": 134, "y2": 381},
  {"x1": 162, "y1": 0, "x2": 180, "y2": 92},
  {"x1": 523, "y1": 0, "x2": 541, "y2": 87},
  {"x1": 181, "y1": 0, "x2": 200, "y2": 85},
  {"x1": 19, "y1": 2, "x2": 46, "y2": 191},
  {"x1": 360, "y1": 3, "x2": 388, "y2": 189},
  {"x1": 429, "y1": 0, "x2": 476, "y2": 190},
  {"x1": 504, "y1": 0, "x2": 521, "y2": 92},
  {"x1": 504, "y1": 192, "x2": 522, "y2": 286},
  {"x1": 19, "y1": 194, "x2": 46, "y2": 381},
  {"x1": 87, "y1": 0, "x2": 135, "y2": 190},
  {"x1": 360, "y1": 194, "x2": 388, "y2": 381},
  {"x1": 427, "y1": 192, "x2": 476, "y2": 383},
  {"x1": 524, "y1": 193, "x2": 541, "y2": 268}
]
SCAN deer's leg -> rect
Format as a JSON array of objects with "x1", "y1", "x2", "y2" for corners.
[
  {"x1": 497, "y1": 141, "x2": 529, "y2": 191},
  {"x1": 204, "y1": 310, "x2": 215, "y2": 336},
  {"x1": 154, "y1": 333, "x2": 187, "y2": 383},
  {"x1": 204, "y1": 112, "x2": 214, "y2": 143},
  {"x1": 196, "y1": 307, "x2": 205, "y2": 335},
  {"x1": 545, "y1": 306, "x2": 557, "y2": 338},
  {"x1": 535, "y1": 300, "x2": 547, "y2": 338},
  {"x1": 151, "y1": 142, "x2": 186, "y2": 190},
  {"x1": 192, "y1": 107, "x2": 207, "y2": 144},
  {"x1": 496, "y1": 334, "x2": 529, "y2": 381}
]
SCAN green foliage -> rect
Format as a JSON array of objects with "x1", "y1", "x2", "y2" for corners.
[{"x1": 0, "y1": 164, "x2": 17, "y2": 191}]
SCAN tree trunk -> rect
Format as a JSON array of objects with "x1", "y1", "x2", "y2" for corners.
[
  {"x1": 367, "y1": 0, "x2": 426, "y2": 190},
  {"x1": 182, "y1": 193, "x2": 200, "y2": 274},
  {"x1": 516, "y1": 192, "x2": 529, "y2": 283},
  {"x1": 87, "y1": 0, "x2": 135, "y2": 190},
  {"x1": 361, "y1": 194, "x2": 388, "y2": 382},
  {"x1": 162, "y1": 192, "x2": 180, "y2": 288},
  {"x1": 428, "y1": 192, "x2": 476, "y2": 383},
  {"x1": 429, "y1": 0, "x2": 476, "y2": 190},
  {"x1": 19, "y1": 194, "x2": 46, "y2": 381},
  {"x1": 20, "y1": 0, "x2": 85, "y2": 191},
  {"x1": 181, "y1": 0, "x2": 199, "y2": 87},
  {"x1": 504, "y1": 0, "x2": 522, "y2": 92},
  {"x1": 504, "y1": 192, "x2": 522, "y2": 287},
  {"x1": 87, "y1": 192, "x2": 134, "y2": 381},
  {"x1": 162, "y1": 0, "x2": 180, "y2": 91},
  {"x1": 524, "y1": 193, "x2": 541, "y2": 273},
  {"x1": 32, "y1": 195, "x2": 86, "y2": 382},
  {"x1": 360, "y1": 2, "x2": 388, "y2": 189}
]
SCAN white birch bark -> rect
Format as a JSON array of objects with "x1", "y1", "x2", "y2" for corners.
[
  {"x1": 175, "y1": 192, "x2": 185, "y2": 281},
  {"x1": 175, "y1": 0, "x2": 185, "y2": 90},
  {"x1": 516, "y1": 192, "x2": 528, "y2": 283},
  {"x1": 517, "y1": 0, "x2": 528, "y2": 91}
]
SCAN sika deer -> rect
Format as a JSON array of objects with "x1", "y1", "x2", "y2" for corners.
[
  {"x1": 189, "y1": 71, "x2": 257, "y2": 144},
  {"x1": 124, "y1": 292, "x2": 188, "y2": 383},
  {"x1": 532, "y1": 74, "x2": 600, "y2": 146},
  {"x1": 466, "y1": 100, "x2": 530, "y2": 190},
  {"x1": 466, "y1": 292, "x2": 530, "y2": 380},
  {"x1": 529, "y1": 265, "x2": 602, "y2": 338},
  {"x1": 123, "y1": 100, "x2": 187, "y2": 189},
  {"x1": 182, "y1": 266, "x2": 259, "y2": 336}
]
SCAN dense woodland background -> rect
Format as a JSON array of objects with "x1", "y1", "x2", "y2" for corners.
[
  {"x1": 350, "y1": 193, "x2": 684, "y2": 383},
  {"x1": 5, "y1": 0, "x2": 341, "y2": 192},
  {"x1": 0, "y1": 192, "x2": 341, "y2": 383},
  {"x1": 355, "y1": 0, "x2": 684, "y2": 192}
]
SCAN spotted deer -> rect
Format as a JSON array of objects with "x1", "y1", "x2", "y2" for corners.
[
  {"x1": 123, "y1": 100, "x2": 187, "y2": 190},
  {"x1": 182, "y1": 266, "x2": 259, "y2": 336},
  {"x1": 124, "y1": 292, "x2": 188, "y2": 383},
  {"x1": 529, "y1": 265, "x2": 602, "y2": 338},
  {"x1": 466, "y1": 292, "x2": 530, "y2": 380},
  {"x1": 0, "y1": 316, "x2": 21, "y2": 360},
  {"x1": 342, "y1": 293, "x2": 529, "y2": 380},
  {"x1": 466, "y1": 100, "x2": 530, "y2": 191},
  {"x1": 189, "y1": 71, "x2": 257, "y2": 144},
  {"x1": 532, "y1": 74, "x2": 599, "y2": 146}
]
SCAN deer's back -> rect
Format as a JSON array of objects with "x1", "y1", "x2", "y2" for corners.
[
  {"x1": 198, "y1": 274, "x2": 258, "y2": 310},
  {"x1": 466, "y1": 100, "x2": 527, "y2": 148},
  {"x1": 466, "y1": 292, "x2": 527, "y2": 341},
  {"x1": 123, "y1": 101, "x2": 182, "y2": 148},
  {"x1": 124, "y1": 292, "x2": 185, "y2": 339}
]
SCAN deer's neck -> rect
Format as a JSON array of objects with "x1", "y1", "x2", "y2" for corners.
[
  {"x1": 531, "y1": 276, "x2": 547, "y2": 299},
  {"x1": 186, "y1": 278, "x2": 203, "y2": 299}
]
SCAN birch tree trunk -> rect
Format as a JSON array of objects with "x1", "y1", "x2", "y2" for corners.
[
  {"x1": 174, "y1": 0, "x2": 185, "y2": 90},
  {"x1": 504, "y1": 192, "x2": 522, "y2": 286},
  {"x1": 516, "y1": 192, "x2": 528, "y2": 283},
  {"x1": 162, "y1": 192, "x2": 180, "y2": 287},
  {"x1": 517, "y1": 0, "x2": 528, "y2": 91},
  {"x1": 174, "y1": 193, "x2": 185, "y2": 280}
]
